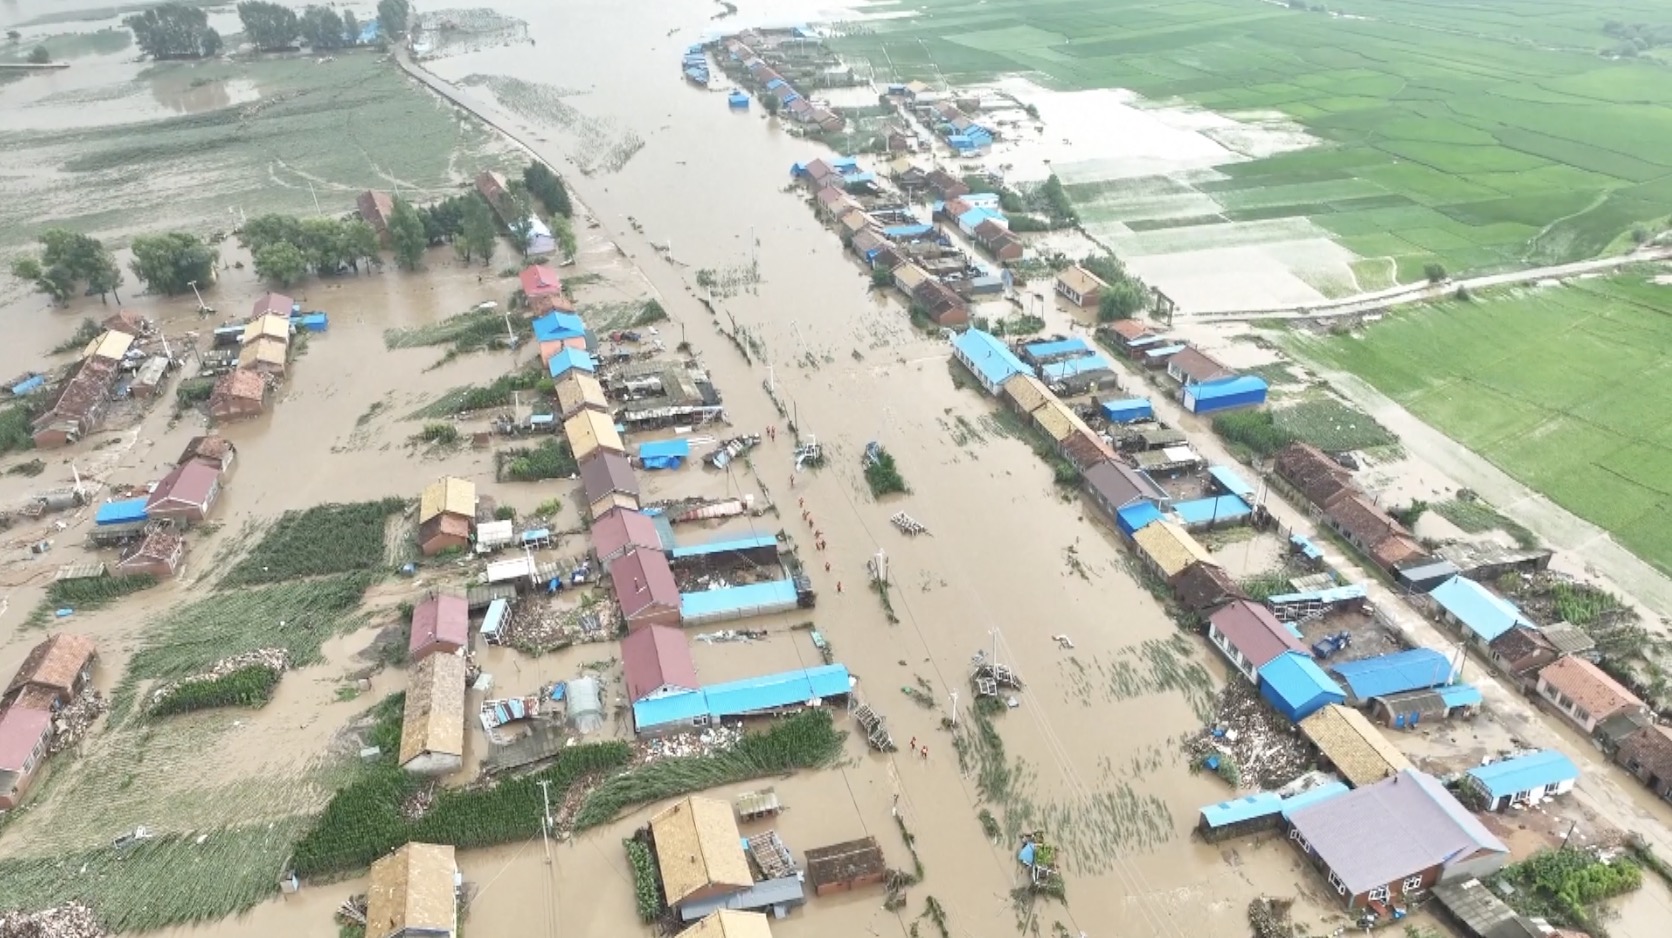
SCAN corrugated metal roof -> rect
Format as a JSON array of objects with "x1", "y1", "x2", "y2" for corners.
[
  {"x1": 533, "y1": 311, "x2": 586, "y2": 341},
  {"x1": 547, "y1": 347, "x2": 596, "y2": 378},
  {"x1": 84, "y1": 330, "x2": 135, "y2": 362},
  {"x1": 638, "y1": 438, "x2": 691, "y2": 460},
  {"x1": 1022, "y1": 337, "x2": 1090, "y2": 360},
  {"x1": 1299, "y1": 705, "x2": 1413, "y2": 787},
  {"x1": 1430, "y1": 576, "x2": 1530, "y2": 643},
  {"x1": 1191, "y1": 375, "x2": 1268, "y2": 400},
  {"x1": 703, "y1": 664, "x2": 850, "y2": 717},
  {"x1": 1117, "y1": 502, "x2": 1163, "y2": 535},
  {"x1": 670, "y1": 534, "x2": 779, "y2": 559},
  {"x1": 1208, "y1": 466, "x2": 1256, "y2": 500},
  {"x1": 953, "y1": 329, "x2": 1032, "y2": 388},
  {"x1": 680, "y1": 579, "x2": 799, "y2": 624},
  {"x1": 1173, "y1": 495, "x2": 1251, "y2": 525},
  {"x1": 1279, "y1": 781, "x2": 1350, "y2": 819},
  {"x1": 1438, "y1": 684, "x2": 1484, "y2": 708},
  {"x1": 1100, "y1": 398, "x2": 1152, "y2": 423},
  {"x1": 1466, "y1": 750, "x2": 1579, "y2": 800},
  {"x1": 1041, "y1": 354, "x2": 1112, "y2": 383},
  {"x1": 1212, "y1": 601, "x2": 1309, "y2": 669},
  {"x1": 0, "y1": 707, "x2": 52, "y2": 772},
  {"x1": 95, "y1": 497, "x2": 150, "y2": 526},
  {"x1": 622, "y1": 624, "x2": 699, "y2": 702},
  {"x1": 1199, "y1": 792, "x2": 1282, "y2": 828},
  {"x1": 1329, "y1": 648, "x2": 1454, "y2": 701},
  {"x1": 1266, "y1": 583, "x2": 1368, "y2": 606},
  {"x1": 633, "y1": 690, "x2": 710, "y2": 730}
]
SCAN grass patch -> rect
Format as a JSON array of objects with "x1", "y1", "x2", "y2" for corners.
[
  {"x1": 1432, "y1": 495, "x2": 1539, "y2": 548},
  {"x1": 150, "y1": 664, "x2": 283, "y2": 717},
  {"x1": 1240, "y1": 571, "x2": 1294, "y2": 603},
  {"x1": 384, "y1": 307, "x2": 513, "y2": 363},
  {"x1": 496, "y1": 438, "x2": 577, "y2": 482},
  {"x1": 864, "y1": 447, "x2": 910, "y2": 497},
  {"x1": 221, "y1": 499, "x2": 405, "y2": 587},
  {"x1": 27, "y1": 574, "x2": 158, "y2": 626},
  {"x1": 573, "y1": 708, "x2": 846, "y2": 830},
  {"x1": 1492, "y1": 849, "x2": 1641, "y2": 934},
  {"x1": 1212, "y1": 409, "x2": 1295, "y2": 458},
  {"x1": 410, "y1": 369, "x2": 546, "y2": 419},
  {"x1": 1272, "y1": 397, "x2": 1395, "y2": 452},
  {"x1": 411, "y1": 423, "x2": 461, "y2": 447}
]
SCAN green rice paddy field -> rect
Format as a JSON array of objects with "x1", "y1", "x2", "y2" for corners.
[
  {"x1": 835, "y1": 0, "x2": 1672, "y2": 280},
  {"x1": 1289, "y1": 273, "x2": 1672, "y2": 574}
]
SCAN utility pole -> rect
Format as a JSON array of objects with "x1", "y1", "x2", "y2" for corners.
[
  {"x1": 948, "y1": 691, "x2": 958, "y2": 727},
  {"x1": 187, "y1": 280, "x2": 207, "y2": 311},
  {"x1": 537, "y1": 779, "x2": 555, "y2": 862},
  {"x1": 308, "y1": 181, "x2": 322, "y2": 216}
]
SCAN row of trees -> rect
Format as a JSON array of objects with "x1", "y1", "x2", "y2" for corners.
[
  {"x1": 10, "y1": 231, "x2": 124, "y2": 305},
  {"x1": 237, "y1": 1, "x2": 367, "y2": 52},
  {"x1": 123, "y1": 3, "x2": 222, "y2": 59},
  {"x1": 239, "y1": 214, "x2": 382, "y2": 286}
]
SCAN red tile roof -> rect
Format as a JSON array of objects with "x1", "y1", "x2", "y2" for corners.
[
  {"x1": 251, "y1": 292, "x2": 293, "y2": 318},
  {"x1": 410, "y1": 595, "x2": 469, "y2": 656},
  {"x1": 519, "y1": 265, "x2": 563, "y2": 298},
  {"x1": 1617, "y1": 724, "x2": 1672, "y2": 783},
  {"x1": 591, "y1": 508, "x2": 662, "y2": 560},
  {"x1": 1210, "y1": 600, "x2": 1308, "y2": 669},
  {"x1": 621, "y1": 624, "x2": 699, "y2": 702},
  {"x1": 147, "y1": 458, "x2": 220, "y2": 511},
  {"x1": 214, "y1": 369, "x2": 267, "y2": 402},
  {"x1": 1539, "y1": 657, "x2": 1644, "y2": 721},
  {"x1": 1168, "y1": 347, "x2": 1232, "y2": 384},
  {"x1": 609, "y1": 548, "x2": 679, "y2": 617}
]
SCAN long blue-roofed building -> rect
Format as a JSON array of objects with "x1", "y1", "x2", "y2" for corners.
[
  {"x1": 1329, "y1": 648, "x2": 1456, "y2": 705},
  {"x1": 94, "y1": 497, "x2": 150, "y2": 527},
  {"x1": 952, "y1": 329, "x2": 1032, "y2": 394},
  {"x1": 668, "y1": 533, "x2": 781, "y2": 570},
  {"x1": 1428, "y1": 575, "x2": 1533, "y2": 646},
  {"x1": 1464, "y1": 750, "x2": 1579, "y2": 812},
  {"x1": 1100, "y1": 398, "x2": 1152, "y2": 424},
  {"x1": 1183, "y1": 375, "x2": 1268, "y2": 414},
  {"x1": 632, "y1": 664, "x2": 853, "y2": 734},
  {"x1": 1197, "y1": 792, "x2": 1283, "y2": 842},
  {"x1": 680, "y1": 579, "x2": 801, "y2": 626},
  {"x1": 1022, "y1": 336, "x2": 1091, "y2": 364}
]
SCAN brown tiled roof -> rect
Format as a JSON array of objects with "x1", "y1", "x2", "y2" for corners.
[
  {"x1": 366, "y1": 842, "x2": 457, "y2": 938},
  {"x1": 1169, "y1": 561, "x2": 1245, "y2": 612},
  {"x1": 1299, "y1": 704, "x2": 1413, "y2": 787},
  {"x1": 1488, "y1": 625, "x2": 1556, "y2": 672},
  {"x1": 1617, "y1": 724, "x2": 1672, "y2": 782},
  {"x1": 213, "y1": 369, "x2": 267, "y2": 402},
  {"x1": 1168, "y1": 347, "x2": 1232, "y2": 384},
  {"x1": 1327, "y1": 493, "x2": 1407, "y2": 549},
  {"x1": 1273, "y1": 443, "x2": 1354, "y2": 508},
  {"x1": 1107, "y1": 320, "x2": 1153, "y2": 341},
  {"x1": 1370, "y1": 534, "x2": 1428, "y2": 571},
  {"x1": 178, "y1": 435, "x2": 235, "y2": 467},
  {"x1": 1539, "y1": 657, "x2": 1644, "y2": 721},
  {"x1": 5, "y1": 633, "x2": 96, "y2": 699},
  {"x1": 651, "y1": 797, "x2": 751, "y2": 905},
  {"x1": 1210, "y1": 599, "x2": 1308, "y2": 669}
]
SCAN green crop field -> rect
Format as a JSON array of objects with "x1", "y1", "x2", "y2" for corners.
[
  {"x1": 1288, "y1": 273, "x2": 1672, "y2": 573},
  {"x1": 834, "y1": 0, "x2": 1672, "y2": 281}
]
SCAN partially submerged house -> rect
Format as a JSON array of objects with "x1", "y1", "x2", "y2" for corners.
[
  {"x1": 1054, "y1": 265, "x2": 1107, "y2": 308},
  {"x1": 804, "y1": 837, "x2": 887, "y2": 896},
  {"x1": 1464, "y1": 750, "x2": 1578, "y2": 812},
  {"x1": 409, "y1": 595, "x2": 469, "y2": 662},
  {"x1": 578, "y1": 451, "x2": 641, "y2": 519},
  {"x1": 1259, "y1": 652, "x2": 1347, "y2": 722},
  {"x1": 238, "y1": 336, "x2": 289, "y2": 376},
  {"x1": 251, "y1": 292, "x2": 293, "y2": 319},
  {"x1": 0, "y1": 707, "x2": 53, "y2": 810},
  {"x1": 1328, "y1": 649, "x2": 1455, "y2": 706},
  {"x1": 622, "y1": 624, "x2": 699, "y2": 702},
  {"x1": 210, "y1": 369, "x2": 269, "y2": 421},
  {"x1": 520, "y1": 264, "x2": 565, "y2": 308},
  {"x1": 591, "y1": 507, "x2": 664, "y2": 564},
  {"x1": 952, "y1": 329, "x2": 1032, "y2": 395},
  {"x1": 1131, "y1": 519, "x2": 1214, "y2": 581},
  {"x1": 1535, "y1": 656, "x2": 1646, "y2": 735},
  {"x1": 1300, "y1": 704, "x2": 1413, "y2": 787},
  {"x1": 1615, "y1": 723, "x2": 1672, "y2": 801},
  {"x1": 1286, "y1": 769, "x2": 1508, "y2": 910},
  {"x1": 1169, "y1": 561, "x2": 1246, "y2": 614},
  {"x1": 651, "y1": 796, "x2": 754, "y2": 912},
  {"x1": 610, "y1": 548, "x2": 681, "y2": 629},
  {"x1": 682, "y1": 911, "x2": 774, "y2": 938},
  {"x1": 399, "y1": 652, "x2": 467, "y2": 776},
  {"x1": 31, "y1": 361, "x2": 115, "y2": 449},
  {"x1": 1429, "y1": 576, "x2": 1533, "y2": 646},
  {"x1": 1485, "y1": 625, "x2": 1558, "y2": 688},
  {"x1": 116, "y1": 529, "x2": 186, "y2": 578},
  {"x1": 1082, "y1": 460, "x2": 1168, "y2": 536},
  {"x1": 554, "y1": 371, "x2": 609, "y2": 420},
  {"x1": 365, "y1": 842, "x2": 459, "y2": 938},
  {"x1": 1165, "y1": 347, "x2": 1232, "y2": 387},
  {"x1": 178, "y1": 435, "x2": 236, "y2": 474},
  {"x1": 564, "y1": 409, "x2": 626, "y2": 462},
  {"x1": 1206, "y1": 600, "x2": 1308, "y2": 683},
  {"x1": 418, "y1": 477, "x2": 477, "y2": 557},
  {"x1": 357, "y1": 190, "x2": 396, "y2": 245},
  {"x1": 145, "y1": 458, "x2": 223, "y2": 525},
  {"x1": 3, "y1": 633, "x2": 97, "y2": 711}
]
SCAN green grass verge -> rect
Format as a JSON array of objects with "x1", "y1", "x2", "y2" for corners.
[{"x1": 221, "y1": 499, "x2": 404, "y2": 587}]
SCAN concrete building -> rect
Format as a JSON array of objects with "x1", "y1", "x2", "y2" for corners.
[
  {"x1": 1535, "y1": 656, "x2": 1646, "y2": 735},
  {"x1": 1615, "y1": 724, "x2": 1672, "y2": 801},
  {"x1": 418, "y1": 477, "x2": 476, "y2": 557},
  {"x1": 651, "y1": 796, "x2": 753, "y2": 911},
  {"x1": 399, "y1": 653, "x2": 466, "y2": 776},
  {"x1": 145, "y1": 458, "x2": 222, "y2": 525},
  {"x1": 409, "y1": 595, "x2": 469, "y2": 662},
  {"x1": 4, "y1": 633, "x2": 98, "y2": 711},
  {"x1": 1464, "y1": 750, "x2": 1578, "y2": 812},
  {"x1": 1054, "y1": 265, "x2": 1107, "y2": 308},
  {"x1": 0, "y1": 707, "x2": 53, "y2": 810},
  {"x1": 210, "y1": 369, "x2": 268, "y2": 421},
  {"x1": 1206, "y1": 600, "x2": 1308, "y2": 683}
]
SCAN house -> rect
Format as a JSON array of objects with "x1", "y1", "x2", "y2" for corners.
[
  {"x1": 399, "y1": 652, "x2": 467, "y2": 775},
  {"x1": 519, "y1": 264, "x2": 564, "y2": 303},
  {"x1": 1000, "y1": 373, "x2": 1052, "y2": 417},
  {"x1": 4, "y1": 633, "x2": 97, "y2": 712},
  {"x1": 1540, "y1": 622, "x2": 1597, "y2": 659},
  {"x1": 924, "y1": 170, "x2": 969, "y2": 201},
  {"x1": 357, "y1": 190, "x2": 396, "y2": 245},
  {"x1": 564, "y1": 409, "x2": 626, "y2": 463},
  {"x1": 892, "y1": 262, "x2": 931, "y2": 297},
  {"x1": 1323, "y1": 493, "x2": 1409, "y2": 557},
  {"x1": 1615, "y1": 724, "x2": 1672, "y2": 800},
  {"x1": 910, "y1": 279, "x2": 968, "y2": 326},
  {"x1": 475, "y1": 170, "x2": 513, "y2": 221},
  {"x1": 970, "y1": 218, "x2": 1023, "y2": 261},
  {"x1": 30, "y1": 363, "x2": 115, "y2": 448},
  {"x1": 1259, "y1": 652, "x2": 1347, "y2": 722},
  {"x1": 178, "y1": 435, "x2": 236, "y2": 474},
  {"x1": 1286, "y1": 770, "x2": 1508, "y2": 909},
  {"x1": 1329, "y1": 649, "x2": 1455, "y2": 705},
  {"x1": 1207, "y1": 600, "x2": 1309, "y2": 682},
  {"x1": 1164, "y1": 347, "x2": 1231, "y2": 386},
  {"x1": 1183, "y1": 375, "x2": 1270, "y2": 415},
  {"x1": 1082, "y1": 460, "x2": 1168, "y2": 535},
  {"x1": 1131, "y1": 519, "x2": 1215, "y2": 580},
  {"x1": 546, "y1": 347, "x2": 596, "y2": 381},
  {"x1": 579, "y1": 451, "x2": 641, "y2": 519},
  {"x1": 102, "y1": 308, "x2": 151, "y2": 337},
  {"x1": 1464, "y1": 750, "x2": 1579, "y2": 812},
  {"x1": 251, "y1": 292, "x2": 294, "y2": 319},
  {"x1": 1299, "y1": 705, "x2": 1413, "y2": 787},
  {"x1": 1100, "y1": 319, "x2": 1158, "y2": 355},
  {"x1": 683, "y1": 912, "x2": 774, "y2": 938},
  {"x1": 592, "y1": 508, "x2": 664, "y2": 564},
  {"x1": 243, "y1": 312, "x2": 292, "y2": 346},
  {"x1": 0, "y1": 707, "x2": 53, "y2": 810},
  {"x1": 81, "y1": 330, "x2": 134, "y2": 366},
  {"x1": 365, "y1": 842, "x2": 459, "y2": 938},
  {"x1": 1369, "y1": 534, "x2": 1429, "y2": 573},
  {"x1": 798, "y1": 159, "x2": 842, "y2": 190},
  {"x1": 1272, "y1": 443, "x2": 1355, "y2": 509},
  {"x1": 804, "y1": 838, "x2": 887, "y2": 896},
  {"x1": 210, "y1": 370, "x2": 268, "y2": 421},
  {"x1": 814, "y1": 186, "x2": 855, "y2": 220},
  {"x1": 238, "y1": 336, "x2": 289, "y2": 376},
  {"x1": 554, "y1": 371, "x2": 609, "y2": 420},
  {"x1": 1169, "y1": 561, "x2": 1246, "y2": 613},
  {"x1": 116, "y1": 529, "x2": 186, "y2": 578},
  {"x1": 651, "y1": 796, "x2": 753, "y2": 910},
  {"x1": 1429, "y1": 576, "x2": 1533, "y2": 646},
  {"x1": 837, "y1": 209, "x2": 872, "y2": 238},
  {"x1": 952, "y1": 329, "x2": 1033, "y2": 395},
  {"x1": 610, "y1": 548, "x2": 681, "y2": 629},
  {"x1": 418, "y1": 477, "x2": 476, "y2": 557},
  {"x1": 145, "y1": 458, "x2": 222, "y2": 524},
  {"x1": 1486, "y1": 626, "x2": 1558, "y2": 687},
  {"x1": 1055, "y1": 265, "x2": 1108, "y2": 308},
  {"x1": 622, "y1": 624, "x2": 699, "y2": 702},
  {"x1": 1369, "y1": 684, "x2": 1483, "y2": 729},
  {"x1": 1536, "y1": 657, "x2": 1646, "y2": 735},
  {"x1": 409, "y1": 595, "x2": 469, "y2": 662}
]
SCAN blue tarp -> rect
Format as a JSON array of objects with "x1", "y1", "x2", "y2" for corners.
[
  {"x1": 1100, "y1": 398, "x2": 1153, "y2": 423},
  {"x1": 1438, "y1": 684, "x2": 1484, "y2": 709},
  {"x1": 1199, "y1": 793, "x2": 1282, "y2": 828},
  {"x1": 9, "y1": 374, "x2": 47, "y2": 396},
  {"x1": 95, "y1": 497, "x2": 149, "y2": 526},
  {"x1": 481, "y1": 598, "x2": 509, "y2": 642},
  {"x1": 1290, "y1": 533, "x2": 1324, "y2": 561},
  {"x1": 1258, "y1": 651, "x2": 1346, "y2": 722},
  {"x1": 638, "y1": 438, "x2": 691, "y2": 470},
  {"x1": 296, "y1": 312, "x2": 328, "y2": 332},
  {"x1": 670, "y1": 534, "x2": 778, "y2": 559},
  {"x1": 1279, "y1": 782, "x2": 1350, "y2": 818},
  {"x1": 1266, "y1": 583, "x2": 1368, "y2": 607},
  {"x1": 882, "y1": 224, "x2": 933, "y2": 238},
  {"x1": 521, "y1": 528, "x2": 551, "y2": 544},
  {"x1": 633, "y1": 690, "x2": 710, "y2": 731},
  {"x1": 1041, "y1": 354, "x2": 1112, "y2": 383},
  {"x1": 1117, "y1": 502, "x2": 1164, "y2": 537},
  {"x1": 1430, "y1": 575, "x2": 1531, "y2": 643},
  {"x1": 1173, "y1": 495, "x2": 1252, "y2": 526},
  {"x1": 680, "y1": 579, "x2": 799, "y2": 623},
  {"x1": 1208, "y1": 466, "x2": 1256, "y2": 500},
  {"x1": 953, "y1": 329, "x2": 1033, "y2": 391},
  {"x1": 702, "y1": 664, "x2": 851, "y2": 718},
  {"x1": 1467, "y1": 750, "x2": 1578, "y2": 800},
  {"x1": 1024, "y1": 337, "x2": 1091, "y2": 361},
  {"x1": 547, "y1": 347, "x2": 596, "y2": 378},
  {"x1": 533, "y1": 311, "x2": 586, "y2": 342},
  {"x1": 1329, "y1": 648, "x2": 1455, "y2": 701},
  {"x1": 728, "y1": 92, "x2": 750, "y2": 108}
]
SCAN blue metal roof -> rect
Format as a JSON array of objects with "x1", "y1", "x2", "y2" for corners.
[
  {"x1": 533, "y1": 311, "x2": 586, "y2": 341},
  {"x1": 957, "y1": 207, "x2": 1003, "y2": 230},
  {"x1": 953, "y1": 329, "x2": 1033, "y2": 389},
  {"x1": 1290, "y1": 533, "x2": 1324, "y2": 561},
  {"x1": 1438, "y1": 684, "x2": 1484, "y2": 708},
  {"x1": 1208, "y1": 466, "x2": 1256, "y2": 500},
  {"x1": 1329, "y1": 648, "x2": 1455, "y2": 701},
  {"x1": 680, "y1": 578, "x2": 799, "y2": 622},
  {"x1": 1258, "y1": 651, "x2": 1346, "y2": 722},
  {"x1": 1192, "y1": 375, "x2": 1269, "y2": 401},
  {"x1": 1266, "y1": 583, "x2": 1367, "y2": 606},
  {"x1": 1429, "y1": 576, "x2": 1530, "y2": 643},
  {"x1": 547, "y1": 347, "x2": 595, "y2": 378},
  {"x1": 1117, "y1": 502, "x2": 1164, "y2": 536},
  {"x1": 1466, "y1": 750, "x2": 1579, "y2": 800},
  {"x1": 1041, "y1": 354, "x2": 1112, "y2": 383},
  {"x1": 883, "y1": 223, "x2": 932, "y2": 238},
  {"x1": 669, "y1": 533, "x2": 778, "y2": 559},
  {"x1": 638, "y1": 439, "x2": 691, "y2": 460},
  {"x1": 1025, "y1": 337, "x2": 1090, "y2": 360},
  {"x1": 1279, "y1": 781, "x2": 1350, "y2": 818},
  {"x1": 1100, "y1": 398, "x2": 1153, "y2": 423},
  {"x1": 95, "y1": 497, "x2": 150, "y2": 526},
  {"x1": 481, "y1": 598, "x2": 509, "y2": 640},
  {"x1": 1173, "y1": 495, "x2": 1251, "y2": 525},
  {"x1": 1199, "y1": 792, "x2": 1281, "y2": 828},
  {"x1": 633, "y1": 690, "x2": 710, "y2": 730},
  {"x1": 8, "y1": 374, "x2": 47, "y2": 395},
  {"x1": 703, "y1": 664, "x2": 851, "y2": 718}
]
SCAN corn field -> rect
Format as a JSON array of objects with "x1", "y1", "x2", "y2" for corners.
[{"x1": 221, "y1": 499, "x2": 405, "y2": 586}]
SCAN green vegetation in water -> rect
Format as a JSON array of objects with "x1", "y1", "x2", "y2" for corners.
[
  {"x1": 864, "y1": 447, "x2": 910, "y2": 497},
  {"x1": 51, "y1": 318, "x2": 104, "y2": 354},
  {"x1": 1492, "y1": 849, "x2": 1641, "y2": 933},
  {"x1": 27, "y1": 574, "x2": 158, "y2": 627},
  {"x1": 1432, "y1": 494, "x2": 1539, "y2": 549},
  {"x1": 175, "y1": 376, "x2": 215, "y2": 413},
  {"x1": 1240, "y1": 570, "x2": 1294, "y2": 603},
  {"x1": 497, "y1": 438, "x2": 578, "y2": 482},
  {"x1": 411, "y1": 369, "x2": 546, "y2": 418},
  {"x1": 150, "y1": 664, "x2": 283, "y2": 717},
  {"x1": 221, "y1": 498, "x2": 404, "y2": 587},
  {"x1": 384, "y1": 307, "x2": 514, "y2": 363},
  {"x1": 411, "y1": 423, "x2": 461, "y2": 447},
  {"x1": 625, "y1": 837, "x2": 664, "y2": 923},
  {"x1": 0, "y1": 404, "x2": 36, "y2": 456},
  {"x1": 6, "y1": 458, "x2": 46, "y2": 477},
  {"x1": 573, "y1": 709, "x2": 846, "y2": 830}
]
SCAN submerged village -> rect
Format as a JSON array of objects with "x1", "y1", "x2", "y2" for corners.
[{"x1": 2, "y1": 6, "x2": 1672, "y2": 938}]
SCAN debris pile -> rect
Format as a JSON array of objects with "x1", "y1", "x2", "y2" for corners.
[
  {"x1": 400, "y1": 784, "x2": 436, "y2": 821},
  {"x1": 638, "y1": 725, "x2": 743, "y2": 761},
  {"x1": 48, "y1": 688, "x2": 109, "y2": 754},
  {"x1": 148, "y1": 647, "x2": 291, "y2": 707},
  {"x1": 693, "y1": 629, "x2": 767, "y2": 644},
  {"x1": 1183, "y1": 683, "x2": 1313, "y2": 790},
  {"x1": 1247, "y1": 897, "x2": 1294, "y2": 938},
  {"x1": 0, "y1": 901, "x2": 109, "y2": 938},
  {"x1": 504, "y1": 597, "x2": 617, "y2": 651}
]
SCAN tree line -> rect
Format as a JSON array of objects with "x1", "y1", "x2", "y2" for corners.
[
  {"x1": 11, "y1": 230, "x2": 217, "y2": 302},
  {"x1": 1079, "y1": 253, "x2": 1150, "y2": 322},
  {"x1": 123, "y1": 0, "x2": 412, "y2": 60},
  {"x1": 240, "y1": 215, "x2": 381, "y2": 286}
]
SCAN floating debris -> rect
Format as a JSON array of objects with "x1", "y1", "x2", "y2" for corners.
[{"x1": 0, "y1": 901, "x2": 109, "y2": 938}]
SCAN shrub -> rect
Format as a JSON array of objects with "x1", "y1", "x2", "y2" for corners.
[
  {"x1": 1212, "y1": 410, "x2": 1296, "y2": 457},
  {"x1": 412, "y1": 423, "x2": 460, "y2": 446},
  {"x1": 497, "y1": 438, "x2": 577, "y2": 482},
  {"x1": 864, "y1": 448, "x2": 909, "y2": 497},
  {"x1": 151, "y1": 665, "x2": 282, "y2": 716},
  {"x1": 625, "y1": 837, "x2": 663, "y2": 922}
]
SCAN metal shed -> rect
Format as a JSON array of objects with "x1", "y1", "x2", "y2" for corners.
[
  {"x1": 94, "y1": 497, "x2": 150, "y2": 526},
  {"x1": 566, "y1": 676, "x2": 604, "y2": 733},
  {"x1": 1183, "y1": 375, "x2": 1268, "y2": 414},
  {"x1": 1100, "y1": 397, "x2": 1153, "y2": 423},
  {"x1": 680, "y1": 579, "x2": 800, "y2": 625}
]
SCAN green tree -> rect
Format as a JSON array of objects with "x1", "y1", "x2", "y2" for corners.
[
  {"x1": 342, "y1": 10, "x2": 360, "y2": 44},
  {"x1": 550, "y1": 214, "x2": 577, "y2": 260},
  {"x1": 10, "y1": 257, "x2": 76, "y2": 304},
  {"x1": 522, "y1": 162, "x2": 572, "y2": 217},
  {"x1": 10, "y1": 229, "x2": 121, "y2": 304},
  {"x1": 1423, "y1": 262, "x2": 1447, "y2": 283},
  {"x1": 299, "y1": 6, "x2": 347, "y2": 50},
  {"x1": 505, "y1": 189, "x2": 534, "y2": 256},
  {"x1": 239, "y1": 213, "x2": 306, "y2": 254},
  {"x1": 342, "y1": 220, "x2": 380, "y2": 270},
  {"x1": 237, "y1": 1, "x2": 300, "y2": 52},
  {"x1": 124, "y1": 4, "x2": 221, "y2": 59},
  {"x1": 460, "y1": 196, "x2": 498, "y2": 265},
  {"x1": 387, "y1": 197, "x2": 426, "y2": 270},
  {"x1": 26, "y1": 45, "x2": 49, "y2": 64},
  {"x1": 870, "y1": 267, "x2": 892, "y2": 288},
  {"x1": 254, "y1": 242, "x2": 309, "y2": 287},
  {"x1": 1098, "y1": 281, "x2": 1148, "y2": 322},
  {"x1": 376, "y1": 0, "x2": 412, "y2": 36},
  {"x1": 298, "y1": 217, "x2": 347, "y2": 272},
  {"x1": 129, "y1": 232, "x2": 217, "y2": 295},
  {"x1": 87, "y1": 257, "x2": 124, "y2": 304}
]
